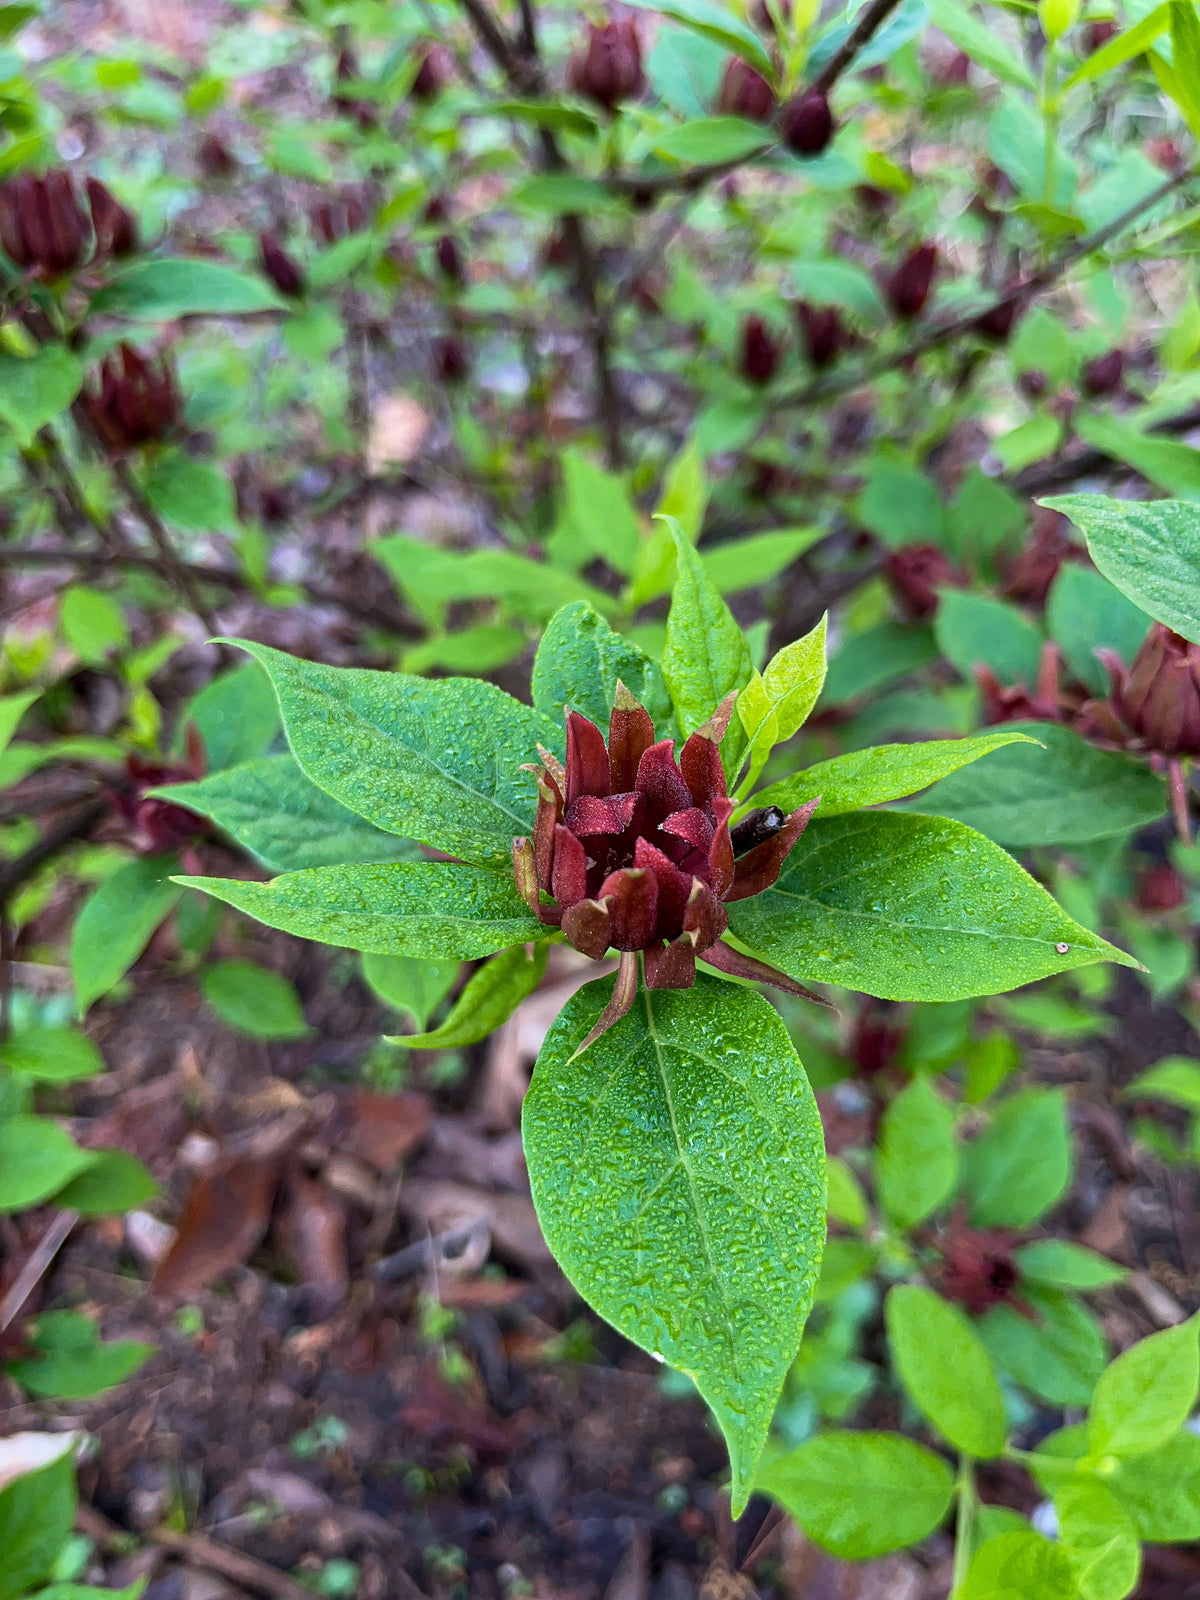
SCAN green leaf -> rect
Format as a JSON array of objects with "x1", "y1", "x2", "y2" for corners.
[
  {"x1": 735, "y1": 616, "x2": 826, "y2": 793},
  {"x1": 531, "y1": 603, "x2": 675, "y2": 733},
  {"x1": 1062, "y1": 1, "x2": 1169, "y2": 87},
  {"x1": 227, "y1": 641, "x2": 560, "y2": 867},
  {"x1": 8, "y1": 1311, "x2": 154, "y2": 1399},
  {"x1": 510, "y1": 173, "x2": 625, "y2": 215},
  {"x1": 962, "y1": 1088, "x2": 1072, "y2": 1228},
  {"x1": 653, "y1": 116, "x2": 770, "y2": 165},
  {"x1": 0, "y1": 1116, "x2": 94, "y2": 1212},
  {"x1": 875, "y1": 1077, "x2": 958, "y2": 1229},
  {"x1": 1045, "y1": 494, "x2": 1200, "y2": 642},
  {"x1": 401, "y1": 625, "x2": 527, "y2": 677},
  {"x1": 625, "y1": 0, "x2": 774, "y2": 80},
  {"x1": 754, "y1": 731, "x2": 1037, "y2": 817},
  {"x1": 53, "y1": 1149, "x2": 159, "y2": 1216},
  {"x1": 885, "y1": 1285, "x2": 1007, "y2": 1458},
  {"x1": 0, "y1": 347, "x2": 83, "y2": 448},
  {"x1": 1013, "y1": 1240, "x2": 1127, "y2": 1290},
  {"x1": 141, "y1": 450, "x2": 235, "y2": 532},
  {"x1": 59, "y1": 586, "x2": 128, "y2": 664},
  {"x1": 1055, "y1": 1481, "x2": 1141, "y2": 1600},
  {"x1": 958, "y1": 1530, "x2": 1079, "y2": 1600},
  {"x1": 360, "y1": 952, "x2": 460, "y2": 1028},
  {"x1": 0, "y1": 1026, "x2": 104, "y2": 1083},
  {"x1": 979, "y1": 1287, "x2": 1108, "y2": 1408},
  {"x1": 825, "y1": 1156, "x2": 867, "y2": 1227},
  {"x1": 934, "y1": 591, "x2": 1044, "y2": 687},
  {"x1": 396, "y1": 943, "x2": 546, "y2": 1049},
  {"x1": 1124, "y1": 1055, "x2": 1200, "y2": 1110},
  {"x1": 200, "y1": 959, "x2": 309, "y2": 1040},
  {"x1": 701, "y1": 528, "x2": 822, "y2": 596},
  {"x1": 523, "y1": 973, "x2": 825, "y2": 1516},
  {"x1": 926, "y1": 0, "x2": 1038, "y2": 87},
  {"x1": 858, "y1": 455, "x2": 943, "y2": 549},
  {"x1": 1045, "y1": 564, "x2": 1150, "y2": 696},
  {"x1": 790, "y1": 259, "x2": 885, "y2": 317},
  {"x1": 656, "y1": 438, "x2": 708, "y2": 543},
  {"x1": 661, "y1": 518, "x2": 753, "y2": 776},
  {"x1": 1109, "y1": 1428, "x2": 1200, "y2": 1540},
  {"x1": 0, "y1": 689, "x2": 38, "y2": 757},
  {"x1": 176, "y1": 862, "x2": 548, "y2": 960},
  {"x1": 0, "y1": 1450, "x2": 77, "y2": 1600},
  {"x1": 156, "y1": 755, "x2": 424, "y2": 873},
  {"x1": 373, "y1": 535, "x2": 607, "y2": 627},
  {"x1": 821, "y1": 622, "x2": 939, "y2": 705},
  {"x1": 70, "y1": 856, "x2": 183, "y2": 1013},
  {"x1": 908, "y1": 721, "x2": 1165, "y2": 846},
  {"x1": 726, "y1": 811, "x2": 1135, "y2": 1002},
  {"x1": 180, "y1": 661, "x2": 280, "y2": 771},
  {"x1": 756, "y1": 1432, "x2": 954, "y2": 1559},
  {"x1": 1074, "y1": 416, "x2": 1200, "y2": 499},
  {"x1": 552, "y1": 450, "x2": 642, "y2": 575},
  {"x1": 89, "y1": 258, "x2": 287, "y2": 318},
  {"x1": 1088, "y1": 1318, "x2": 1200, "y2": 1459}
]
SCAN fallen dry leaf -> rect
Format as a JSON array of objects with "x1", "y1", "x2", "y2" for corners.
[
  {"x1": 152, "y1": 1158, "x2": 280, "y2": 1296},
  {"x1": 330, "y1": 1089, "x2": 433, "y2": 1174},
  {"x1": 401, "y1": 1364, "x2": 513, "y2": 1458},
  {"x1": 366, "y1": 394, "x2": 429, "y2": 471},
  {"x1": 402, "y1": 1178, "x2": 554, "y2": 1270},
  {"x1": 277, "y1": 1167, "x2": 349, "y2": 1310}
]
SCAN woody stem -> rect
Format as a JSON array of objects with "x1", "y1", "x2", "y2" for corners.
[{"x1": 1169, "y1": 758, "x2": 1193, "y2": 846}]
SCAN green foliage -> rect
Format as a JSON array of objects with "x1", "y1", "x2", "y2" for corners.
[
  {"x1": 1047, "y1": 495, "x2": 1200, "y2": 643},
  {"x1": 200, "y1": 959, "x2": 310, "y2": 1039},
  {"x1": 885, "y1": 1285, "x2": 1007, "y2": 1458},
  {"x1": 961, "y1": 1089, "x2": 1073, "y2": 1228},
  {"x1": 875, "y1": 1077, "x2": 958, "y2": 1229},
  {"x1": 531, "y1": 603, "x2": 674, "y2": 733},
  {"x1": 70, "y1": 856, "x2": 183, "y2": 1013},
  {"x1": 0, "y1": 1449, "x2": 77, "y2": 1600},
  {"x1": 393, "y1": 943, "x2": 546, "y2": 1049},
  {"x1": 1087, "y1": 1319, "x2": 1200, "y2": 1459},
  {"x1": 8, "y1": 1311, "x2": 154, "y2": 1399}
]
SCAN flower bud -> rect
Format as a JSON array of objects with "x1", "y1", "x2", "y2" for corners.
[
  {"x1": 937, "y1": 1221, "x2": 1021, "y2": 1316},
  {"x1": 310, "y1": 191, "x2": 367, "y2": 244},
  {"x1": 435, "y1": 232, "x2": 464, "y2": 284},
  {"x1": 567, "y1": 17, "x2": 645, "y2": 113},
  {"x1": 1017, "y1": 368, "x2": 1048, "y2": 401},
  {"x1": 86, "y1": 177, "x2": 138, "y2": 258},
  {"x1": 434, "y1": 334, "x2": 469, "y2": 383},
  {"x1": 782, "y1": 90, "x2": 833, "y2": 156},
  {"x1": 1082, "y1": 348, "x2": 1124, "y2": 397},
  {"x1": 411, "y1": 43, "x2": 453, "y2": 101},
  {"x1": 1085, "y1": 18, "x2": 1119, "y2": 50},
  {"x1": 794, "y1": 300, "x2": 847, "y2": 368},
  {"x1": 82, "y1": 344, "x2": 182, "y2": 453},
  {"x1": 197, "y1": 134, "x2": 238, "y2": 180},
  {"x1": 1113, "y1": 623, "x2": 1200, "y2": 758},
  {"x1": 113, "y1": 753, "x2": 205, "y2": 855},
  {"x1": 849, "y1": 999, "x2": 903, "y2": 1077},
  {"x1": 750, "y1": 0, "x2": 790, "y2": 34},
  {"x1": 1002, "y1": 509, "x2": 1080, "y2": 606},
  {"x1": 1137, "y1": 860, "x2": 1188, "y2": 912},
  {"x1": 716, "y1": 56, "x2": 775, "y2": 122},
  {"x1": 855, "y1": 183, "x2": 891, "y2": 214},
  {"x1": 885, "y1": 542, "x2": 958, "y2": 621},
  {"x1": 258, "y1": 231, "x2": 305, "y2": 297},
  {"x1": 541, "y1": 224, "x2": 572, "y2": 269},
  {"x1": 973, "y1": 292, "x2": 1022, "y2": 344},
  {"x1": 740, "y1": 314, "x2": 782, "y2": 385},
  {"x1": 1146, "y1": 135, "x2": 1185, "y2": 173},
  {"x1": 885, "y1": 242, "x2": 938, "y2": 319},
  {"x1": 0, "y1": 169, "x2": 90, "y2": 276}
]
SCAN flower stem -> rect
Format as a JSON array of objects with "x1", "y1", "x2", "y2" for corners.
[
  {"x1": 1169, "y1": 758, "x2": 1193, "y2": 845},
  {"x1": 950, "y1": 1456, "x2": 977, "y2": 1598}
]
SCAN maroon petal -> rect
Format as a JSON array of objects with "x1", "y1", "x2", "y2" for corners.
[
  {"x1": 596, "y1": 866, "x2": 657, "y2": 950},
  {"x1": 635, "y1": 739, "x2": 691, "y2": 817},
  {"x1": 634, "y1": 836, "x2": 692, "y2": 937},
  {"x1": 694, "y1": 690, "x2": 738, "y2": 748},
  {"x1": 683, "y1": 878, "x2": 728, "y2": 953},
  {"x1": 566, "y1": 710, "x2": 610, "y2": 801},
  {"x1": 725, "y1": 799, "x2": 819, "y2": 902},
  {"x1": 537, "y1": 743, "x2": 567, "y2": 798},
  {"x1": 660, "y1": 806, "x2": 714, "y2": 853},
  {"x1": 645, "y1": 937, "x2": 697, "y2": 990},
  {"x1": 700, "y1": 939, "x2": 834, "y2": 1007},
  {"x1": 679, "y1": 729, "x2": 724, "y2": 811},
  {"x1": 566, "y1": 794, "x2": 628, "y2": 836},
  {"x1": 609, "y1": 682, "x2": 656, "y2": 792},
  {"x1": 605, "y1": 791, "x2": 640, "y2": 828},
  {"x1": 551, "y1": 824, "x2": 589, "y2": 906},
  {"x1": 533, "y1": 780, "x2": 562, "y2": 891},
  {"x1": 562, "y1": 898, "x2": 613, "y2": 959},
  {"x1": 571, "y1": 950, "x2": 640, "y2": 1059},
  {"x1": 708, "y1": 796, "x2": 736, "y2": 900}
]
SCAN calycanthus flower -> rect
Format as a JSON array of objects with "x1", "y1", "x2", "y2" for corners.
[{"x1": 511, "y1": 683, "x2": 825, "y2": 1052}]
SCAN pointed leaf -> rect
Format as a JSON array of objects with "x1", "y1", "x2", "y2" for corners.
[
  {"x1": 176, "y1": 862, "x2": 548, "y2": 959},
  {"x1": 0, "y1": 690, "x2": 39, "y2": 758},
  {"x1": 1088, "y1": 1319, "x2": 1200, "y2": 1459},
  {"x1": 958, "y1": 1530, "x2": 1078, "y2": 1599},
  {"x1": 1055, "y1": 1481, "x2": 1140, "y2": 1600},
  {"x1": 222, "y1": 641, "x2": 561, "y2": 866},
  {"x1": 532, "y1": 602, "x2": 675, "y2": 733},
  {"x1": 524, "y1": 972, "x2": 825, "y2": 1515},
  {"x1": 361, "y1": 952, "x2": 460, "y2": 1028},
  {"x1": 886, "y1": 1285, "x2": 1007, "y2": 1458},
  {"x1": 726, "y1": 811, "x2": 1136, "y2": 1002},
  {"x1": 735, "y1": 616, "x2": 827, "y2": 794},
  {"x1": 876, "y1": 1077, "x2": 959, "y2": 1229},
  {"x1": 962, "y1": 1088, "x2": 1072, "y2": 1228},
  {"x1": 1044, "y1": 494, "x2": 1200, "y2": 643},
  {"x1": 395, "y1": 943, "x2": 546, "y2": 1049},
  {"x1": 0, "y1": 1117, "x2": 94, "y2": 1213},
  {"x1": 200, "y1": 960, "x2": 310, "y2": 1040},
  {"x1": 70, "y1": 856, "x2": 183, "y2": 1013}
]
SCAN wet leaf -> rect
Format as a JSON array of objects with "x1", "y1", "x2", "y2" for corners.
[
  {"x1": 396, "y1": 943, "x2": 546, "y2": 1050},
  {"x1": 152, "y1": 1158, "x2": 281, "y2": 1296}
]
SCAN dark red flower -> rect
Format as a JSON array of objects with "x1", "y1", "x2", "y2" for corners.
[
  {"x1": 567, "y1": 17, "x2": 646, "y2": 113},
  {"x1": 740, "y1": 313, "x2": 783, "y2": 385},
  {"x1": 973, "y1": 291, "x2": 1023, "y2": 344},
  {"x1": 885, "y1": 543, "x2": 960, "y2": 622},
  {"x1": 411, "y1": 43, "x2": 454, "y2": 101},
  {"x1": 434, "y1": 334, "x2": 470, "y2": 383},
  {"x1": 717, "y1": 56, "x2": 776, "y2": 122},
  {"x1": 885, "y1": 243, "x2": 938, "y2": 319},
  {"x1": 259, "y1": 231, "x2": 305, "y2": 297},
  {"x1": 111, "y1": 734, "x2": 206, "y2": 854},
  {"x1": 977, "y1": 642, "x2": 1066, "y2": 726},
  {"x1": 1137, "y1": 860, "x2": 1188, "y2": 912},
  {"x1": 1084, "y1": 18, "x2": 1119, "y2": 50},
  {"x1": 197, "y1": 134, "x2": 238, "y2": 180},
  {"x1": 513, "y1": 688, "x2": 824, "y2": 1049},
  {"x1": 936, "y1": 1218, "x2": 1023, "y2": 1316},
  {"x1": 435, "y1": 233, "x2": 464, "y2": 285},
  {"x1": 1082, "y1": 348, "x2": 1124, "y2": 397},
  {"x1": 794, "y1": 300, "x2": 848, "y2": 368},
  {"x1": 1104, "y1": 623, "x2": 1200, "y2": 758},
  {"x1": 81, "y1": 344, "x2": 182, "y2": 453},
  {"x1": 1002, "y1": 510, "x2": 1083, "y2": 606},
  {"x1": 0, "y1": 170, "x2": 90, "y2": 276},
  {"x1": 310, "y1": 191, "x2": 367, "y2": 244},
  {"x1": 782, "y1": 91, "x2": 834, "y2": 156},
  {"x1": 850, "y1": 998, "x2": 904, "y2": 1077},
  {"x1": 85, "y1": 177, "x2": 138, "y2": 258}
]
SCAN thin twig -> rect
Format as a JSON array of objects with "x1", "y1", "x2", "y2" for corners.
[
  {"x1": 1015, "y1": 401, "x2": 1200, "y2": 492},
  {"x1": 1169, "y1": 758, "x2": 1193, "y2": 845},
  {"x1": 0, "y1": 1209, "x2": 78, "y2": 1333},
  {"x1": 110, "y1": 458, "x2": 221, "y2": 635},
  {"x1": 0, "y1": 796, "x2": 109, "y2": 897},
  {"x1": 809, "y1": 0, "x2": 905, "y2": 95}
]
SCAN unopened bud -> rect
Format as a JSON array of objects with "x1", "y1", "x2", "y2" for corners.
[
  {"x1": 1137, "y1": 861, "x2": 1188, "y2": 912},
  {"x1": 435, "y1": 232, "x2": 464, "y2": 284},
  {"x1": 197, "y1": 134, "x2": 238, "y2": 180},
  {"x1": 434, "y1": 334, "x2": 470, "y2": 383},
  {"x1": 1146, "y1": 135, "x2": 1185, "y2": 173},
  {"x1": 81, "y1": 343, "x2": 182, "y2": 453},
  {"x1": 86, "y1": 177, "x2": 138, "y2": 258},
  {"x1": 0, "y1": 169, "x2": 90, "y2": 276},
  {"x1": 717, "y1": 56, "x2": 775, "y2": 122},
  {"x1": 1082, "y1": 348, "x2": 1124, "y2": 397},
  {"x1": 1002, "y1": 510, "x2": 1081, "y2": 606},
  {"x1": 740, "y1": 314, "x2": 782, "y2": 385},
  {"x1": 411, "y1": 43, "x2": 454, "y2": 101},
  {"x1": 885, "y1": 242, "x2": 938, "y2": 319},
  {"x1": 567, "y1": 17, "x2": 645, "y2": 113},
  {"x1": 973, "y1": 292, "x2": 1023, "y2": 344},
  {"x1": 794, "y1": 300, "x2": 847, "y2": 368},
  {"x1": 1114, "y1": 623, "x2": 1200, "y2": 758},
  {"x1": 782, "y1": 91, "x2": 833, "y2": 156},
  {"x1": 1084, "y1": 18, "x2": 1119, "y2": 50},
  {"x1": 885, "y1": 542, "x2": 959, "y2": 621},
  {"x1": 258, "y1": 231, "x2": 305, "y2": 297}
]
